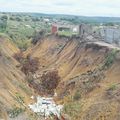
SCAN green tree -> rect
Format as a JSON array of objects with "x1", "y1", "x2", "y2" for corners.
[{"x1": 0, "y1": 15, "x2": 8, "y2": 32}]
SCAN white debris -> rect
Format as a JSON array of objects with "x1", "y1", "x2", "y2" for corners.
[
  {"x1": 54, "y1": 92, "x2": 57, "y2": 97},
  {"x1": 28, "y1": 96, "x2": 63, "y2": 118},
  {"x1": 30, "y1": 96, "x2": 34, "y2": 99}
]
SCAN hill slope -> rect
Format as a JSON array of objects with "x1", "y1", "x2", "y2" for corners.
[
  {"x1": 28, "y1": 35, "x2": 120, "y2": 120},
  {"x1": 0, "y1": 35, "x2": 32, "y2": 120}
]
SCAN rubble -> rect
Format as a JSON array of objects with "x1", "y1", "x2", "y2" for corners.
[{"x1": 28, "y1": 96, "x2": 63, "y2": 118}]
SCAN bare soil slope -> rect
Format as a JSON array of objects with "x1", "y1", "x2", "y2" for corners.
[
  {"x1": 0, "y1": 36, "x2": 32, "y2": 119},
  {"x1": 28, "y1": 35, "x2": 120, "y2": 120}
]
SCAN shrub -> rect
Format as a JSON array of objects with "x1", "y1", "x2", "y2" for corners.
[
  {"x1": 13, "y1": 51, "x2": 24, "y2": 63},
  {"x1": 0, "y1": 15, "x2": 8, "y2": 32},
  {"x1": 8, "y1": 106, "x2": 25, "y2": 118},
  {"x1": 41, "y1": 70, "x2": 60, "y2": 92},
  {"x1": 103, "y1": 49, "x2": 118, "y2": 69},
  {"x1": 15, "y1": 40, "x2": 31, "y2": 51},
  {"x1": 108, "y1": 84, "x2": 117, "y2": 91},
  {"x1": 63, "y1": 101, "x2": 82, "y2": 120},
  {"x1": 15, "y1": 92, "x2": 25, "y2": 105},
  {"x1": 31, "y1": 30, "x2": 45, "y2": 45},
  {"x1": 15, "y1": 17, "x2": 22, "y2": 21},
  {"x1": 21, "y1": 55, "x2": 39, "y2": 75},
  {"x1": 0, "y1": 15, "x2": 8, "y2": 21},
  {"x1": 73, "y1": 90, "x2": 81, "y2": 101}
]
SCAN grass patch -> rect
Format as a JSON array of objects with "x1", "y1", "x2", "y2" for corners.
[
  {"x1": 109, "y1": 84, "x2": 118, "y2": 91},
  {"x1": 19, "y1": 83, "x2": 32, "y2": 95},
  {"x1": 58, "y1": 31, "x2": 73, "y2": 37},
  {"x1": 8, "y1": 106, "x2": 25, "y2": 118},
  {"x1": 73, "y1": 90, "x2": 81, "y2": 101},
  {"x1": 0, "y1": 33, "x2": 10, "y2": 39},
  {"x1": 102, "y1": 49, "x2": 118, "y2": 69},
  {"x1": 15, "y1": 92, "x2": 25, "y2": 105},
  {"x1": 63, "y1": 101, "x2": 82, "y2": 120}
]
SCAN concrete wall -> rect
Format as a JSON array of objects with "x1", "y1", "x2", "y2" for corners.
[
  {"x1": 79, "y1": 24, "x2": 93, "y2": 36},
  {"x1": 99, "y1": 27, "x2": 120, "y2": 45}
]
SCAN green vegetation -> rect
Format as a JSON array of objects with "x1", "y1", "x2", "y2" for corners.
[
  {"x1": 0, "y1": 32, "x2": 10, "y2": 39},
  {"x1": 58, "y1": 31, "x2": 73, "y2": 37},
  {"x1": 63, "y1": 101, "x2": 82, "y2": 120},
  {"x1": 8, "y1": 106, "x2": 25, "y2": 118},
  {"x1": 32, "y1": 30, "x2": 45, "y2": 44},
  {"x1": 109, "y1": 84, "x2": 118, "y2": 91},
  {"x1": 104, "y1": 22, "x2": 115, "y2": 26},
  {"x1": 15, "y1": 92, "x2": 25, "y2": 105},
  {"x1": 0, "y1": 13, "x2": 51, "y2": 50},
  {"x1": 73, "y1": 90, "x2": 81, "y2": 101},
  {"x1": 15, "y1": 39, "x2": 31, "y2": 51},
  {"x1": 19, "y1": 83, "x2": 32, "y2": 95},
  {"x1": 0, "y1": 15, "x2": 8, "y2": 32},
  {"x1": 0, "y1": 12, "x2": 119, "y2": 50},
  {"x1": 103, "y1": 49, "x2": 118, "y2": 69}
]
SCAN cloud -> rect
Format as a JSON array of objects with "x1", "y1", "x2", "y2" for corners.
[{"x1": 0, "y1": 0, "x2": 120, "y2": 17}]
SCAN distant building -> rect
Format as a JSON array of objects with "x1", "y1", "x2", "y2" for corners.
[
  {"x1": 51, "y1": 23, "x2": 94, "y2": 37},
  {"x1": 51, "y1": 24, "x2": 79, "y2": 35},
  {"x1": 51, "y1": 25, "x2": 58, "y2": 34},
  {"x1": 79, "y1": 24, "x2": 93, "y2": 37},
  {"x1": 44, "y1": 18, "x2": 50, "y2": 22},
  {"x1": 99, "y1": 27, "x2": 120, "y2": 45}
]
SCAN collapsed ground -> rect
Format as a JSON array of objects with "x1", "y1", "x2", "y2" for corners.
[
  {"x1": 0, "y1": 34, "x2": 120, "y2": 120},
  {"x1": 25, "y1": 35, "x2": 120, "y2": 120}
]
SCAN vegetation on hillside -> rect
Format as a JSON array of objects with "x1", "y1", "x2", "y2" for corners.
[
  {"x1": 103, "y1": 49, "x2": 118, "y2": 69},
  {"x1": 0, "y1": 13, "x2": 51, "y2": 50},
  {"x1": 32, "y1": 30, "x2": 45, "y2": 45},
  {"x1": 21, "y1": 56, "x2": 39, "y2": 75},
  {"x1": 41, "y1": 70, "x2": 61, "y2": 93}
]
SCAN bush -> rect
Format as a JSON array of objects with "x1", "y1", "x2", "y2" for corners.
[
  {"x1": 21, "y1": 55, "x2": 39, "y2": 75},
  {"x1": 109, "y1": 84, "x2": 117, "y2": 91},
  {"x1": 8, "y1": 106, "x2": 25, "y2": 118},
  {"x1": 73, "y1": 90, "x2": 81, "y2": 101},
  {"x1": 15, "y1": 40, "x2": 31, "y2": 51},
  {"x1": 15, "y1": 17, "x2": 22, "y2": 21},
  {"x1": 31, "y1": 30, "x2": 45, "y2": 45},
  {"x1": 0, "y1": 15, "x2": 8, "y2": 21},
  {"x1": 63, "y1": 101, "x2": 82, "y2": 120},
  {"x1": 103, "y1": 49, "x2": 118, "y2": 69},
  {"x1": 15, "y1": 92, "x2": 25, "y2": 105},
  {"x1": 13, "y1": 51, "x2": 24, "y2": 63},
  {"x1": 0, "y1": 15, "x2": 8, "y2": 32},
  {"x1": 41, "y1": 70, "x2": 60, "y2": 92}
]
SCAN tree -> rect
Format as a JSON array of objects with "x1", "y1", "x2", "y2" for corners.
[
  {"x1": 1, "y1": 15, "x2": 8, "y2": 21},
  {"x1": 15, "y1": 17, "x2": 22, "y2": 21},
  {"x1": 31, "y1": 30, "x2": 45, "y2": 45},
  {"x1": 0, "y1": 15, "x2": 8, "y2": 32}
]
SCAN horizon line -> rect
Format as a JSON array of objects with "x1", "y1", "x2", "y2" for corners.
[{"x1": 0, "y1": 11, "x2": 120, "y2": 18}]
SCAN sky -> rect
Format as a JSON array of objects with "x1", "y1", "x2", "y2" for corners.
[{"x1": 0, "y1": 0, "x2": 120, "y2": 17}]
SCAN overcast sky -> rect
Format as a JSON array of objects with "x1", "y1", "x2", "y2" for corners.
[{"x1": 0, "y1": 0, "x2": 120, "y2": 17}]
